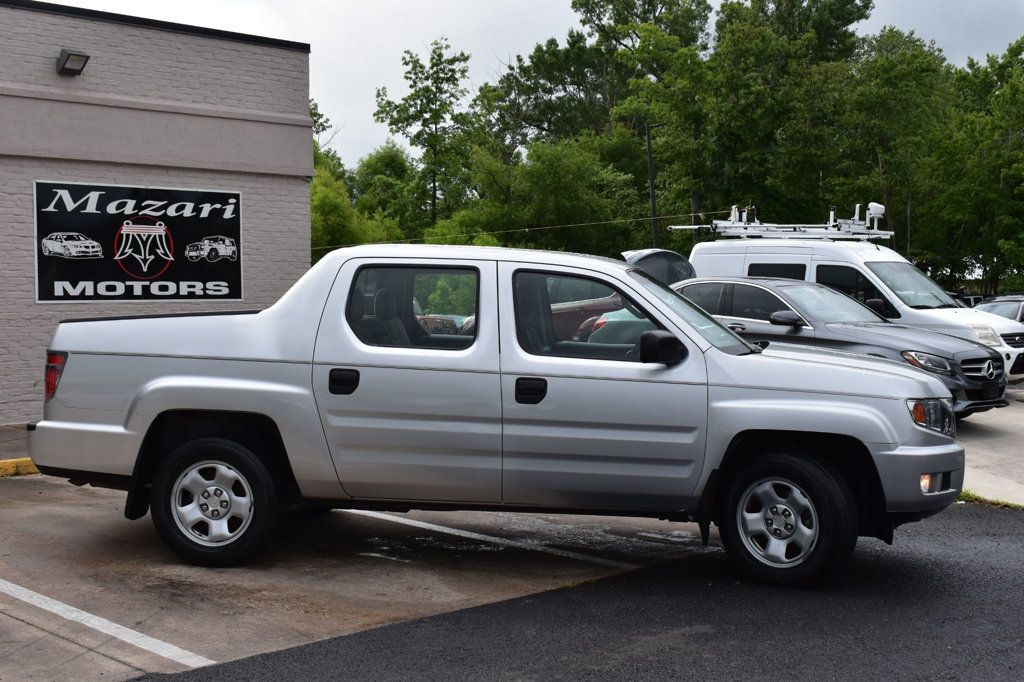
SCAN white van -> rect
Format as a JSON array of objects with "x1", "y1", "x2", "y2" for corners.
[{"x1": 689, "y1": 239, "x2": 1024, "y2": 380}]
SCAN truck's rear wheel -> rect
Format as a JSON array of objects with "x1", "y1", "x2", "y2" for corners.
[
  {"x1": 719, "y1": 452, "x2": 857, "y2": 586},
  {"x1": 151, "y1": 438, "x2": 279, "y2": 566}
]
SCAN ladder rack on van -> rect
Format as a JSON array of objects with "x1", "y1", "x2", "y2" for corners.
[{"x1": 668, "y1": 203, "x2": 894, "y2": 241}]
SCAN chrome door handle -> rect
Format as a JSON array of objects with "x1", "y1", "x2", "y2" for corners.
[{"x1": 727, "y1": 323, "x2": 746, "y2": 332}]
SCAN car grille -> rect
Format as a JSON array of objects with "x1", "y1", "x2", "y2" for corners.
[
  {"x1": 1012, "y1": 355, "x2": 1024, "y2": 374},
  {"x1": 961, "y1": 357, "x2": 1004, "y2": 379},
  {"x1": 1001, "y1": 333, "x2": 1024, "y2": 348}
]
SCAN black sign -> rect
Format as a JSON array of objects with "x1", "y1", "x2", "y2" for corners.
[{"x1": 35, "y1": 181, "x2": 242, "y2": 301}]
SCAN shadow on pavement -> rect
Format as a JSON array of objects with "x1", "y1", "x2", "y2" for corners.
[{"x1": 145, "y1": 503, "x2": 1024, "y2": 681}]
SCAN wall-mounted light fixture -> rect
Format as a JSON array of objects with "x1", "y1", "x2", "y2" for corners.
[{"x1": 57, "y1": 48, "x2": 90, "y2": 76}]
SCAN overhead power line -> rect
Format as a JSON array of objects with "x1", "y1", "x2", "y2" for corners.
[{"x1": 310, "y1": 209, "x2": 733, "y2": 251}]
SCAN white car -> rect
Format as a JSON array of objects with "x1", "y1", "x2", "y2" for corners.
[
  {"x1": 40, "y1": 232, "x2": 103, "y2": 258},
  {"x1": 689, "y1": 239, "x2": 1024, "y2": 380}
]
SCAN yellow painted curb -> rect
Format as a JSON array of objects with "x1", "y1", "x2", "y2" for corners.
[{"x1": 0, "y1": 458, "x2": 39, "y2": 478}]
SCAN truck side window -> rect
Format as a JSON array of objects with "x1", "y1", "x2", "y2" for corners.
[
  {"x1": 678, "y1": 282, "x2": 725, "y2": 315},
  {"x1": 816, "y1": 264, "x2": 898, "y2": 317},
  {"x1": 514, "y1": 271, "x2": 658, "y2": 362},
  {"x1": 731, "y1": 284, "x2": 791, "y2": 321},
  {"x1": 747, "y1": 263, "x2": 806, "y2": 279},
  {"x1": 346, "y1": 266, "x2": 478, "y2": 350}
]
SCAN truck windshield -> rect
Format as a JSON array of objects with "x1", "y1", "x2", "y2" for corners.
[
  {"x1": 628, "y1": 270, "x2": 755, "y2": 355},
  {"x1": 780, "y1": 283, "x2": 886, "y2": 323},
  {"x1": 866, "y1": 262, "x2": 958, "y2": 309}
]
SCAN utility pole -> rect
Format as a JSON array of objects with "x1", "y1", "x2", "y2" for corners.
[{"x1": 645, "y1": 123, "x2": 662, "y2": 248}]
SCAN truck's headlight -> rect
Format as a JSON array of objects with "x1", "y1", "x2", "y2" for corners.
[
  {"x1": 901, "y1": 351, "x2": 954, "y2": 375},
  {"x1": 907, "y1": 398, "x2": 955, "y2": 437},
  {"x1": 969, "y1": 324, "x2": 1001, "y2": 347}
]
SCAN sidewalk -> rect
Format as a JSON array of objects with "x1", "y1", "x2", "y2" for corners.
[
  {"x1": 956, "y1": 388, "x2": 1024, "y2": 506},
  {"x1": 0, "y1": 425, "x2": 35, "y2": 477}
]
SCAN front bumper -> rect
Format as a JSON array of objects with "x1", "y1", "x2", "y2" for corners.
[
  {"x1": 871, "y1": 440, "x2": 964, "y2": 514},
  {"x1": 939, "y1": 370, "x2": 1008, "y2": 417}
]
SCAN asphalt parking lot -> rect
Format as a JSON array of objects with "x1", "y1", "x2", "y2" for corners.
[{"x1": 1, "y1": 396, "x2": 1021, "y2": 680}]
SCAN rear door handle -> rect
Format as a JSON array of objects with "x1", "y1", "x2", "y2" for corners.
[
  {"x1": 329, "y1": 368, "x2": 360, "y2": 395},
  {"x1": 515, "y1": 377, "x2": 548, "y2": 405},
  {"x1": 727, "y1": 323, "x2": 746, "y2": 332}
]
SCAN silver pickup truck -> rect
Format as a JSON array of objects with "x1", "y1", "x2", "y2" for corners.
[{"x1": 29, "y1": 245, "x2": 964, "y2": 585}]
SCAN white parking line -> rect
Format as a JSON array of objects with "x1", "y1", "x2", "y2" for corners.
[
  {"x1": 0, "y1": 577, "x2": 215, "y2": 669},
  {"x1": 346, "y1": 510, "x2": 639, "y2": 570}
]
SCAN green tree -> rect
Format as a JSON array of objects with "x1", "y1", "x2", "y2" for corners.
[
  {"x1": 309, "y1": 99, "x2": 345, "y2": 181},
  {"x1": 375, "y1": 38, "x2": 472, "y2": 226}
]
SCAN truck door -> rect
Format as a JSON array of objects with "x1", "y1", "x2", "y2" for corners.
[
  {"x1": 312, "y1": 257, "x2": 501, "y2": 503},
  {"x1": 497, "y1": 263, "x2": 708, "y2": 510}
]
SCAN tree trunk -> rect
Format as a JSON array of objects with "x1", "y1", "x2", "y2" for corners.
[
  {"x1": 431, "y1": 168, "x2": 437, "y2": 225},
  {"x1": 905, "y1": 182, "x2": 912, "y2": 254}
]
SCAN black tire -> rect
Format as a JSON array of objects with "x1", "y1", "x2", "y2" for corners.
[
  {"x1": 718, "y1": 452, "x2": 858, "y2": 587},
  {"x1": 150, "y1": 437, "x2": 280, "y2": 567},
  {"x1": 206, "y1": 248, "x2": 220, "y2": 262}
]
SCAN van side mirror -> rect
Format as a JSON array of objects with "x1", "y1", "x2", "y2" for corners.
[
  {"x1": 865, "y1": 298, "x2": 885, "y2": 315},
  {"x1": 639, "y1": 330, "x2": 686, "y2": 365},
  {"x1": 769, "y1": 310, "x2": 804, "y2": 327}
]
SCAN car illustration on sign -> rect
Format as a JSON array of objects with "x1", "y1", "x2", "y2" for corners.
[
  {"x1": 185, "y1": 235, "x2": 237, "y2": 262},
  {"x1": 40, "y1": 232, "x2": 103, "y2": 258}
]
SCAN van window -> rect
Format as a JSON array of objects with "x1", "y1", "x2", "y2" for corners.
[
  {"x1": 865, "y1": 262, "x2": 959, "y2": 310},
  {"x1": 747, "y1": 263, "x2": 806, "y2": 280},
  {"x1": 816, "y1": 264, "x2": 898, "y2": 317}
]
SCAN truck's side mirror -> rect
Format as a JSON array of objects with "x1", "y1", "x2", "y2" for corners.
[
  {"x1": 639, "y1": 330, "x2": 686, "y2": 365},
  {"x1": 865, "y1": 298, "x2": 885, "y2": 315},
  {"x1": 769, "y1": 310, "x2": 804, "y2": 327}
]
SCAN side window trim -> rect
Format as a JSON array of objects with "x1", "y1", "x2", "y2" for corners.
[
  {"x1": 727, "y1": 283, "x2": 806, "y2": 325},
  {"x1": 512, "y1": 268, "x2": 663, "y2": 363},
  {"x1": 345, "y1": 264, "x2": 481, "y2": 351}
]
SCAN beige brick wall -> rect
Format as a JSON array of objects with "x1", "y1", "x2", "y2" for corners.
[
  {"x1": 0, "y1": 4, "x2": 308, "y2": 117},
  {"x1": 0, "y1": 4, "x2": 312, "y2": 425}
]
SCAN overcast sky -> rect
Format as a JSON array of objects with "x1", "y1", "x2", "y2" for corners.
[{"x1": 52, "y1": 1, "x2": 1024, "y2": 165}]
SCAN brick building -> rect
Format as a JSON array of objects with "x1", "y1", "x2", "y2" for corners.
[{"x1": 0, "y1": 1, "x2": 312, "y2": 427}]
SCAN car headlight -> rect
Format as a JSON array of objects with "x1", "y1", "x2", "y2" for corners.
[
  {"x1": 969, "y1": 324, "x2": 1001, "y2": 347},
  {"x1": 901, "y1": 351, "x2": 954, "y2": 375},
  {"x1": 907, "y1": 398, "x2": 955, "y2": 437}
]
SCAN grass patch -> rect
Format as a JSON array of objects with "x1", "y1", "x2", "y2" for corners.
[{"x1": 959, "y1": 489, "x2": 1024, "y2": 511}]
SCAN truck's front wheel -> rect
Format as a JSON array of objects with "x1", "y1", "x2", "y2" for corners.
[
  {"x1": 151, "y1": 438, "x2": 279, "y2": 566},
  {"x1": 719, "y1": 453, "x2": 857, "y2": 586}
]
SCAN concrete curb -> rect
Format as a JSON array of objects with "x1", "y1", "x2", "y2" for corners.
[{"x1": 0, "y1": 458, "x2": 38, "y2": 478}]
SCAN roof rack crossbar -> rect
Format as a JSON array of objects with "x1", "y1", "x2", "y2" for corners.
[{"x1": 668, "y1": 203, "x2": 894, "y2": 241}]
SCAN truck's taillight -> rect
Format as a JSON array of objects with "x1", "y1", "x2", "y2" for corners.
[{"x1": 45, "y1": 352, "x2": 67, "y2": 401}]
